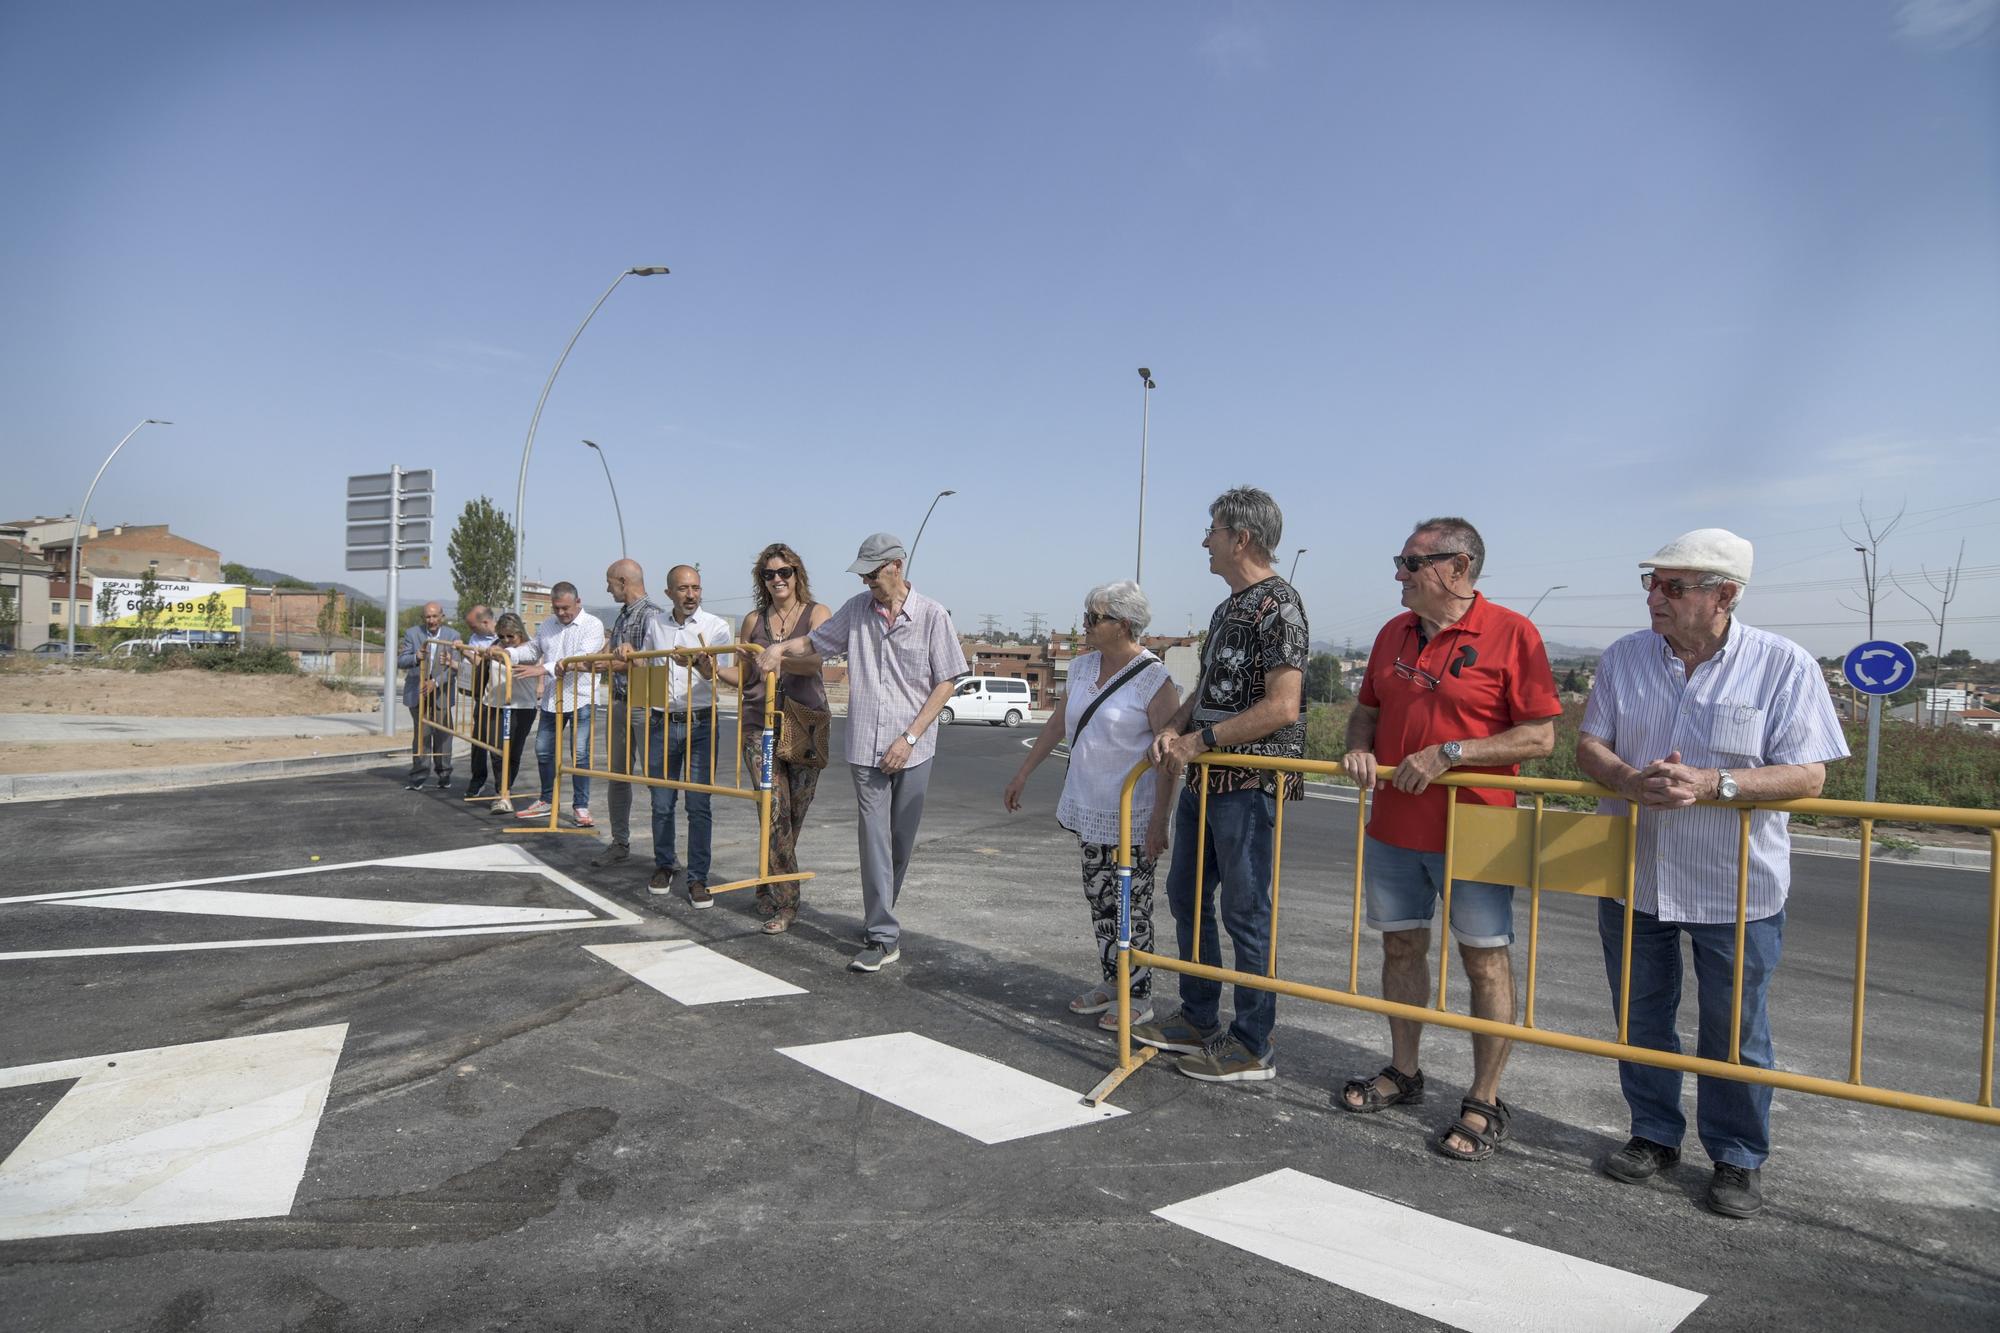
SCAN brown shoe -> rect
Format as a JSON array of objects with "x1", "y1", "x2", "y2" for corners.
[
  {"x1": 687, "y1": 878, "x2": 713, "y2": 910},
  {"x1": 647, "y1": 867, "x2": 675, "y2": 895}
]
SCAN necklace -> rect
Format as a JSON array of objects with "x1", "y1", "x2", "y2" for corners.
[{"x1": 765, "y1": 601, "x2": 802, "y2": 642}]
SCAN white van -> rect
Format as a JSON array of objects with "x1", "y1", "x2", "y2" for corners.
[{"x1": 941, "y1": 675, "x2": 1034, "y2": 727}]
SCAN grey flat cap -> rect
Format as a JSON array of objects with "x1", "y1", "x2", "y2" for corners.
[{"x1": 847, "y1": 532, "x2": 908, "y2": 574}]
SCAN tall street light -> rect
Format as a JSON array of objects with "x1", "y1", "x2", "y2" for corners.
[
  {"x1": 907, "y1": 489, "x2": 956, "y2": 576},
  {"x1": 513, "y1": 265, "x2": 669, "y2": 612},
  {"x1": 1526, "y1": 584, "x2": 1568, "y2": 618},
  {"x1": 67, "y1": 418, "x2": 172, "y2": 657},
  {"x1": 1135, "y1": 367, "x2": 1155, "y2": 583},
  {"x1": 580, "y1": 440, "x2": 627, "y2": 558},
  {"x1": 1288, "y1": 548, "x2": 1307, "y2": 582}
]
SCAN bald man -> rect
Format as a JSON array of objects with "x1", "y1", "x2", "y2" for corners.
[
  {"x1": 398, "y1": 601, "x2": 462, "y2": 791},
  {"x1": 629, "y1": 564, "x2": 733, "y2": 907},
  {"x1": 592, "y1": 559, "x2": 666, "y2": 868}
]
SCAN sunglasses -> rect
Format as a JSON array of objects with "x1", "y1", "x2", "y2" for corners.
[
  {"x1": 1641, "y1": 572, "x2": 1722, "y2": 599},
  {"x1": 1392, "y1": 656, "x2": 1443, "y2": 691},
  {"x1": 1393, "y1": 551, "x2": 1463, "y2": 574},
  {"x1": 761, "y1": 565, "x2": 798, "y2": 582},
  {"x1": 1083, "y1": 611, "x2": 1113, "y2": 628}
]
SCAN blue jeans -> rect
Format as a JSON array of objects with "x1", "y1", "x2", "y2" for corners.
[
  {"x1": 648, "y1": 711, "x2": 712, "y2": 878},
  {"x1": 533, "y1": 706, "x2": 593, "y2": 809},
  {"x1": 1597, "y1": 899, "x2": 1785, "y2": 1169},
  {"x1": 1164, "y1": 785, "x2": 1277, "y2": 1058}
]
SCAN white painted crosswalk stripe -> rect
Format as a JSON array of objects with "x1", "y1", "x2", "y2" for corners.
[
  {"x1": 1154, "y1": 1168, "x2": 1705, "y2": 1332},
  {"x1": 68, "y1": 888, "x2": 595, "y2": 929},
  {"x1": 0, "y1": 1025, "x2": 347, "y2": 1241},
  {"x1": 777, "y1": 1031, "x2": 1126, "y2": 1144},
  {"x1": 587, "y1": 940, "x2": 806, "y2": 1005}
]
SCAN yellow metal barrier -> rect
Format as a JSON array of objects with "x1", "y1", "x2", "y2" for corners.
[
  {"x1": 1088, "y1": 752, "x2": 2000, "y2": 1128},
  {"x1": 506, "y1": 644, "x2": 815, "y2": 900},
  {"x1": 417, "y1": 641, "x2": 517, "y2": 804}
]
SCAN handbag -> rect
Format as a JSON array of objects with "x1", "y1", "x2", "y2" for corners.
[{"x1": 767, "y1": 603, "x2": 831, "y2": 771}]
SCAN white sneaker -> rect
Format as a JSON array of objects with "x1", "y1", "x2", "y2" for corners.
[
  {"x1": 518, "y1": 799, "x2": 552, "y2": 818},
  {"x1": 492, "y1": 799, "x2": 515, "y2": 816}
]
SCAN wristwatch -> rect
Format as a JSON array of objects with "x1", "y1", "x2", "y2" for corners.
[
  {"x1": 1199, "y1": 724, "x2": 1218, "y2": 749},
  {"x1": 902, "y1": 730, "x2": 920, "y2": 747},
  {"x1": 1440, "y1": 740, "x2": 1463, "y2": 766},
  {"x1": 1716, "y1": 769, "x2": 1740, "y2": 801}
]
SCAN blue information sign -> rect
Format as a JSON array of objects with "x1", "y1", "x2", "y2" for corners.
[{"x1": 1842, "y1": 640, "x2": 1917, "y2": 697}]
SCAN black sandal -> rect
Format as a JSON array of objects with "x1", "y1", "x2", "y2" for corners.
[
  {"x1": 1431, "y1": 1096, "x2": 1510, "y2": 1161},
  {"x1": 1338, "y1": 1065, "x2": 1425, "y2": 1114}
]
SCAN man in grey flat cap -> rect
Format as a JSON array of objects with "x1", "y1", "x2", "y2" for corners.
[
  {"x1": 1576, "y1": 528, "x2": 1848, "y2": 1220},
  {"x1": 758, "y1": 532, "x2": 968, "y2": 972}
]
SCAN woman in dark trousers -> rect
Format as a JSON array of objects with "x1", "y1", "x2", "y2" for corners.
[{"x1": 485, "y1": 613, "x2": 543, "y2": 816}]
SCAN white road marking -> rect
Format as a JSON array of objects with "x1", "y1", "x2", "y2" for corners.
[
  {"x1": 0, "y1": 844, "x2": 642, "y2": 961},
  {"x1": 778, "y1": 1032, "x2": 1126, "y2": 1144},
  {"x1": 587, "y1": 940, "x2": 806, "y2": 1005},
  {"x1": 65, "y1": 888, "x2": 595, "y2": 929},
  {"x1": 1154, "y1": 1168, "x2": 1706, "y2": 1332},
  {"x1": 0, "y1": 1025, "x2": 346, "y2": 1241}
]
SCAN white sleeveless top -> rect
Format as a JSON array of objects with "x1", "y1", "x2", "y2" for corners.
[{"x1": 1057, "y1": 650, "x2": 1174, "y2": 846}]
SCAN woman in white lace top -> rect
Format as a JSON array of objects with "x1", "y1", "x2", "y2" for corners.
[{"x1": 1004, "y1": 581, "x2": 1180, "y2": 1028}]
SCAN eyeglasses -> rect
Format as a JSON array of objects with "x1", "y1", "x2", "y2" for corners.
[
  {"x1": 1393, "y1": 551, "x2": 1463, "y2": 574},
  {"x1": 1083, "y1": 611, "x2": 1111, "y2": 628},
  {"x1": 761, "y1": 566, "x2": 797, "y2": 582},
  {"x1": 861, "y1": 563, "x2": 895, "y2": 582},
  {"x1": 1641, "y1": 572, "x2": 1723, "y2": 599},
  {"x1": 1392, "y1": 656, "x2": 1443, "y2": 690},
  {"x1": 1203, "y1": 525, "x2": 1233, "y2": 541}
]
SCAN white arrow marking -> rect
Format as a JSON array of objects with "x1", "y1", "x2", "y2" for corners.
[
  {"x1": 62, "y1": 888, "x2": 594, "y2": 929},
  {"x1": 0, "y1": 1025, "x2": 346, "y2": 1240}
]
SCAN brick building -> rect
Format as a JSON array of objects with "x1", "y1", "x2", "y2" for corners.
[
  {"x1": 39, "y1": 524, "x2": 222, "y2": 584},
  {"x1": 0, "y1": 536, "x2": 55, "y2": 650},
  {"x1": 245, "y1": 588, "x2": 348, "y2": 640}
]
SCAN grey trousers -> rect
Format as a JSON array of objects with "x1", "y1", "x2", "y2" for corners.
[
  {"x1": 851, "y1": 759, "x2": 933, "y2": 947},
  {"x1": 607, "y1": 700, "x2": 635, "y2": 845}
]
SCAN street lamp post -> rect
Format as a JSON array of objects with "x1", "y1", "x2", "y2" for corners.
[
  {"x1": 1288, "y1": 548, "x2": 1307, "y2": 582},
  {"x1": 581, "y1": 440, "x2": 627, "y2": 558},
  {"x1": 67, "y1": 418, "x2": 172, "y2": 657},
  {"x1": 1526, "y1": 584, "x2": 1568, "y2": 619},
  {"x1": 513, "y1": 265, "x2": 669, "y2": 612},
  {"x1": 1135, "y1": 367, "x2": 1155, "y2": 583},
  {"x1": 907, "y1": 489, "x2": 956, "y2": 575}
]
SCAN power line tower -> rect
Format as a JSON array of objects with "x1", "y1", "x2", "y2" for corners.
[
  {"x1": 1024, "y1": 611, "x2": 1047, "y2": 640},
  {"x1": 979, "y1": 613, "x2": 1003, "y2": 639}
]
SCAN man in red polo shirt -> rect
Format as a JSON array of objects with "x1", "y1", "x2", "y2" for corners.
[{"x1": 1337, "y1": 516, "x2": 1560, "y2": 1163}]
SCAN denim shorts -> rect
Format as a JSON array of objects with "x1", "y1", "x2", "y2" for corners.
[{"x1": 1363, "y1": 835, "x2": 1515, "y2": 947}]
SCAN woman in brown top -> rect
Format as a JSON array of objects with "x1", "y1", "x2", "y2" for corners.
[{"x1": 702, "y1": 542, "x2": 833, "y2": 933}]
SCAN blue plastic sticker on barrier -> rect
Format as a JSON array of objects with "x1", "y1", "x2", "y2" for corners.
[
  {"x1": 760, "y1": 727, "x2": 775, "y2": 791},
  {"x1": 1116, "y1": 865, "x2": 1132, "y2": 948}
]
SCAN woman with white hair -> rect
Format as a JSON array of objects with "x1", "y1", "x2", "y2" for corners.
[{"x1": 1004, "y1": 580, "x2": 1181, "y2": 1029}]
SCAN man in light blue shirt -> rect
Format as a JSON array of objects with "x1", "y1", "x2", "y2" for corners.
[{"x1": 1576, "y1": 528, "x2": 1849, "y2": 1220}]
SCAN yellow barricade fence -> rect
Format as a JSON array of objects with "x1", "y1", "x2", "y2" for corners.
[
  {"x1": 504, "y1": 644, "x2": 815, "y2": 901},
  {"x1": 416, "y1": 640, "x2": 517, "y2": 804},
  {"x1": 1090, "y1": 753, "x2": 2000, "y2": 1128}
]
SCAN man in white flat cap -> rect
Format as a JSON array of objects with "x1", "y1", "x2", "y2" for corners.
[
  {"x1": 758, "y1": 532, "x2": 968, "y2": 973},
  {"x1": 1575, "y1": 528, "x2": 1848, "y2": 1220}
]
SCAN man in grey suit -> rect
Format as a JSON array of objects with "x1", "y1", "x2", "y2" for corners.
[{"x1": 399, "y1": 601, "x2": 462, "y2": 790}]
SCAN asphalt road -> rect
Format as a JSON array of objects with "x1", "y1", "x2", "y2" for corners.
[{"x1": 1, "y1": 718, "x2": 1995, "y2": 1331}]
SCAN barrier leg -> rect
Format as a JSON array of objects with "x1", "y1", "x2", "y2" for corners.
[
  {"x1": 1849, "y1": 820, "x2": 1873, "y2": 1083},
  {"x1": 1349, "y1": 796, "x2": 1366, "y2": 992},
  {"x1": 1083, "y1": 847, "x2": 1159, "y2": 1105},
  {"x1": 1730, "y1": 807, "x2": 1751, "y2": 1063},
  {"x1": 1982, "y1": 829, "x2": 1998, "y2": 1108},
  {"x1": 1525, "y1": 797, "x2": 1544, "y2": 1029}
]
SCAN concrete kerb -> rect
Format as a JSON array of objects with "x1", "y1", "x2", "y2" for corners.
[
  {"x1": 0, "y1": 748, "x2": 406, "y2": 803},
  {"x1": 1293, "y1": 776, "x2": 1991, "y2": 873}
]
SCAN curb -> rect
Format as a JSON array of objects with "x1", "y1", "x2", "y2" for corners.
[{"x1": 0, "y1": 748, "x2": 407, "y2": 803}]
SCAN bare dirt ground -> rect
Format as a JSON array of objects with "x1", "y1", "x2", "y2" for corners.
[
  {"x1": 0, "y1": 663, "x2": 379, "y2": 717},
  {"x1": 0, "y1": 733, "x2": 398, "y2": 776}
]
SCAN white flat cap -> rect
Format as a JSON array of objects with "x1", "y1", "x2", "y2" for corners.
[{"x1": 1640, "y1": 528, "x2": 1752, "y2": 584}]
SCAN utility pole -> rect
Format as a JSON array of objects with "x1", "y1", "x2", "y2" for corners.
[
  {"x1": 980, "y1": 613, "x2": 1003, "y2": 639},
  {"x1": 1024, "y1": 611, "x2": 1047, "y2": 640}
]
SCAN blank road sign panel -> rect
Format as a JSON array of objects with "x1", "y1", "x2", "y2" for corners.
[
  {"x1": 398, "y1": 495, "x2": 433, "y2": 519},
  {"x1": 399, "y1": 469, "x2": 434, "y2": 494},
  {"x1": 347, "y1": 523, "x2": 393, "y2": 546},
  {"x1": 347, "y1": 472, "x2": 393, "y2": 497},
  {"x1": 346, "y1": 549, "x2": 391, "y2": 571},
  {"x1": 398, "y1": 549, "x2": 430, "y2": 569},
  {"x1": 397, "y1": 520, "x2": 431, "y2": 544},
  {"x1": 346, "y1": 498, "x2": 393, "y2": 521}
]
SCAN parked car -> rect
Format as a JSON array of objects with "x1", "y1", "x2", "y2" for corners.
[
  {"x1": 30, "y1": 641, "x2": 98, "y2": 658},
  {"x1": 939, "y1": 675, "x2": 1034, "y2": 727}
]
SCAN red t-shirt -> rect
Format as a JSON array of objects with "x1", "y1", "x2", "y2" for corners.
[{"x1": 1356, "y1": 593, "x2": 1561, "y2": 852}]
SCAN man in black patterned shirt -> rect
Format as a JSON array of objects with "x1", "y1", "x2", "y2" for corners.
[
  {"x1": 592, "y1": 559, "x2": 665, "y2": 869},
  {"x1": 1141, "y1": 485, "x2": 1309, "y2": 1083}
]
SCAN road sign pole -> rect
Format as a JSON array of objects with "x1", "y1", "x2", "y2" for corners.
[
  {"x1": 383, "y1": 465, "x2": 401, "y2": 738},
  {"x1": 1864, "y1": 694, "x2": 1881, "y2": 804}
]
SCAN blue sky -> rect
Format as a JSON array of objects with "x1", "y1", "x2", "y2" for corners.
[{"x1": 3, "y1": 0, "x2": 1996, "y2": 656}]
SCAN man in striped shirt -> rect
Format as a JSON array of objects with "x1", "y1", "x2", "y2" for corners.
[{"x1": 1576, "y1": 528, "x2": 1849, "y2": 1220}]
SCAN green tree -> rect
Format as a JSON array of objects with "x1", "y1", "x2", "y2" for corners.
[
  {"x1": 316, "y1": 588, "x2": 344, "y2": 663},
  {"x1": 449, "y1": 496, "x2": 515, "y2": 617},
  {"x1": 200, "y1": 592, "x2": 228, "y2": 637},
  {"x1": 1561, "y1": 667, "x2": 1583, "y2": 694},
  {"x1": 0, "y1": 585, "x2": 18, "y2": 650},
  {"x1": 1304, "y1": 652, "x2": 1350, "y2": 704},
  {"x1": 92, "y1": 583, "x2": 119, "y2": 649},
  {"x1": 1943, "y1": 648, "x2": 1974, "y2": 669},
  {"x1": 132, "y1": 568, "x2": 166, "y2": 640},
  {"x1": 222, "y1": 561, "x2": 256, "y2": 585}
]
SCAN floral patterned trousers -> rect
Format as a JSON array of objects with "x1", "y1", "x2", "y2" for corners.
[
  {"x1": 1082, "y1": 841, "x2": 1155, "y2": 999},
  {"x1": 745, "y1": 740, "x2": 821, "y2": 912}
]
